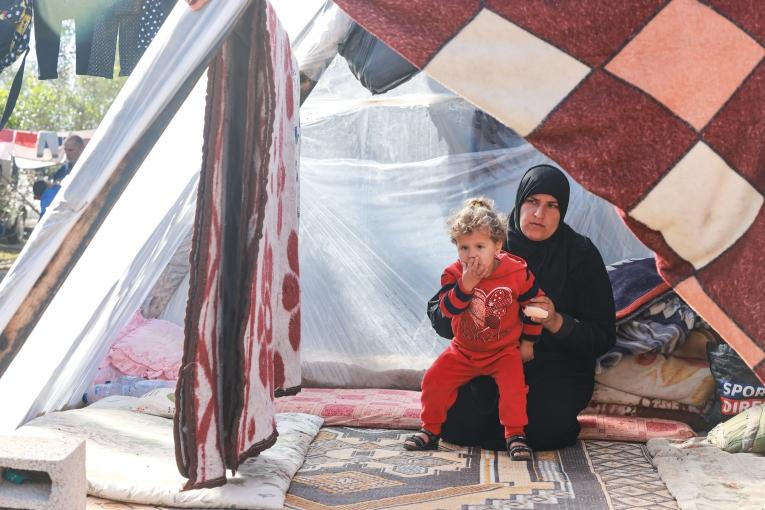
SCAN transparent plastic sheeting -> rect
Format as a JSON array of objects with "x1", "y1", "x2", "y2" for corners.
[
  {"x1": 159, "y1": 54, "x2": 653, "y2": 390},
  {"x1": 0, "y1": 0, "x2": 249, "y2": 350},
  {"x1": 294, "y1": 56, "x2": 652, "y2": 389},
  {"x1": 292, "y1": 1, "x2": 351, "y2": 81},
  {"x1": 298, "y1": 150, "x2": 652, "y2": 388},
  {"x1": 0, "y1": 74, "x2": 206, "y2": 433},
  {"x1": 300, "y1": 58, "x2": 488, "y2": 162}
]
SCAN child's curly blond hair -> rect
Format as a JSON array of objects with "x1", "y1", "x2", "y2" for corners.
[{"x1": 448, "y1": 197, "x2": 507, "y2": 244}]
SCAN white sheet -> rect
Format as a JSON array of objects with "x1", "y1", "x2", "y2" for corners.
[{"x1": 648, "y1": 437, "x2": 765, "y2": 510}]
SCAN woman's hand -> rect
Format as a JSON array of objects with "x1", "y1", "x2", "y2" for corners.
[
  {"x1": 520, "y1": 340, "x2": 535, "y2": 362},
  {"x1": 460, "y1": 257, "x2": 491, "y2": 292},
  {"x1": 527, "y1": 295, "x2": 563, "y2": 333}
]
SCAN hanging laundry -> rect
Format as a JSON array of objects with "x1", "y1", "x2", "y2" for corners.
[
  {"x1": 35, "y1": 131, "x2": 59, "y2": 158},
  {"x1": 34, "y1": 0, "x2": 95, "y2": 80},
  {"x1": 34, "y1": 0, "x2": 176, "y2": 79},
  {"x1": 11, "y1": 129, "x2": 38, "y2": 160},
  {"x1": 137, "y1": 1, "x2": 175, "y2": 51},
  {"x1": 0, "y1": 0, "x2": 32, "y2": 73},
  {"x1": 0, "y1": 129, "x2": 12, "y2": 160},
  {"x1": 86, "y1": 0, "x2": 143, "y2": 78}
]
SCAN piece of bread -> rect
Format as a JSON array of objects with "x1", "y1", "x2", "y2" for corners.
[{"x1": 523, "y1": 305, "x2": 548, "y2": 319}]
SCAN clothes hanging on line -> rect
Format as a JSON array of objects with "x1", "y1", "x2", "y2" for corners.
[{"x1": 34, "y1": 0, "x2": 177, "y2": 80}]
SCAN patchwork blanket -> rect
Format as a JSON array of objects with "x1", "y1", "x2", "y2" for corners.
[
  {"x1": 177, "y1": 0, "x2": 301, "y2": 490},
  {"x1": 14, "y1": 399, "x2": 322, "y2": 509},
  {"x1": 332, "y1": 0, "x2": 765, "y2": 384}
]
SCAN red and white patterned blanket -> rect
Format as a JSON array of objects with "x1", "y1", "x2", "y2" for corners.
[
  {"x1": 333, "y1": 0, "x2": 765, "y2": 383},
  {"x1": 176, "y1": 0, "x2": 300, "y2": 490}
]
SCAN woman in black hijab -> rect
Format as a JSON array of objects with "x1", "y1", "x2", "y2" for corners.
[{"x1": 428, "y1": 164, "x2": 616, "y2": 451}]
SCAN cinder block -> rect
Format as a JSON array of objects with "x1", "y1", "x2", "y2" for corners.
[{"x1": 0, "y1": 435, "x2": 85, "y2": 510}]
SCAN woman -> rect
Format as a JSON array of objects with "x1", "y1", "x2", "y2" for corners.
[{"x1": 428, "y1": 164, "x2": 616, "y2": 451}]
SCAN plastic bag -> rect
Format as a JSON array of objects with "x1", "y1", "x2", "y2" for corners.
[
  {"x1": 707, "y1": 342, "x2": 765, "y2": 422},
  {"x1": 338, "y1": 22, "x2": 419, "y2": 95},
  {"x1": 707, "y1": 403, "x2": 765, "y2": 453}
]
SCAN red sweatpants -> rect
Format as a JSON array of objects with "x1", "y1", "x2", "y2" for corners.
[{"x1": 420, "y1": 343, "x2": 527, "y2": 438}]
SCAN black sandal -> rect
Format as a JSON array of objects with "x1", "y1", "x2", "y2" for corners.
[
  {"x1": 404, "y1": 429, "x2": 440, "y2": 451},
  {"x1": 506, "y1": 435, "x2": 533, "y2": 461}
]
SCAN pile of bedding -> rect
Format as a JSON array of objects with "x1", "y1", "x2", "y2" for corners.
[
  {"x1": 590, "y1": 258, "x2": 718, "y2": 432},
  {"x1": 86, "y1": 311, "x2": 182, "y2": 403}
]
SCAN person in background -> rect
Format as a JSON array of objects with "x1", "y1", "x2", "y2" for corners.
[
  {"x1": 52, "y1": 134, "x2": 85, "y2": 182},
  {"x1": 406, "y1": 197, "x2": 544, "y2": 460},
  {"x1": 32, "y1": 179, "x2": 61, "y2": 217},
  {"x1": 428, "y1": 164, "x2": 616, "y2": 452}
]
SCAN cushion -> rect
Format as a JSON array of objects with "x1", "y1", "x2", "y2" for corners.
[
  {"x1": 108, "y1": 316, "x2": 183, "y2": 380},
  {"x1": 577, "y1": 414, "x2": 695, "y2": 442},
  {"x1": 133, "y1": 387, "x2": 424, "y2": 429},
  {"x1": 275, "y1": 388, "x2": 421, "y2": 429},
  {"x1": 131, "y1": 387, "x2": 177, "y2": 418}
]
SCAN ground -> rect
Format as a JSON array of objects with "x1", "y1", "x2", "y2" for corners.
[{"x1": 0, "y1": 243, "x2": 21, "y2": 282}]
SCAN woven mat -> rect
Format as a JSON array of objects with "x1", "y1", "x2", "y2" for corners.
[{"x1": 284, "y1": 427, "x2": 677, "y2": 510}]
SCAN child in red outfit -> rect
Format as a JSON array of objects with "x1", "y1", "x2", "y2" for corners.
[{"x1": 404, "y1": 197, "x2": 544, "y2": 460}]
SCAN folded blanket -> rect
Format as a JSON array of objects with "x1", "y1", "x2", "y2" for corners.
[
  {"x1": 591, "y1": 383, "x2": 709, "y2": 414},
  {"x1": 595, "y1": 354, "x2": 714, "y2": 408},
  {"x1": 578, "y1": 414, "x2": 694, "y2": 442},
  {"x1": 607, "y1": 257, "x2": 671, "y2": 322},
  {"x1": 598, "y1": 294, "x2": 698, "y2": 373},
  {"x1": 584, "y1": 402, "x2": 711, "y2": 432}
]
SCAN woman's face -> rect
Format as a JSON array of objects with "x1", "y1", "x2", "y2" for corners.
[{"x1": 519, "y1": 193, "x2": 561, "y2": 241}]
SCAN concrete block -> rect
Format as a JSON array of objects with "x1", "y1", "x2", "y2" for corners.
[{"x1": 0, "y1": 435, "x2": 85, "y2": 509}]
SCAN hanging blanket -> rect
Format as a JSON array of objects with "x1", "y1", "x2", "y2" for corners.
[
  {"x1": 176, "y1": 0, "x2": 301, "y2": 490},
  {"x1": 332, "y1": 0, "x2": 765, "y2": 384}
]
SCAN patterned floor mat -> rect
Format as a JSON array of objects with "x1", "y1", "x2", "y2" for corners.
[
  {"x1": 586, "y1": 441, "x2": 677, "y2": 509},
  {"x1": 284, "y1": 427, "x2": 678, "y2": 510}
]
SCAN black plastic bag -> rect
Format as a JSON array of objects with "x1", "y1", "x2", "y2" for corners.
[
  {"x1": 707, "y1": 342, "x2": 765, "y2": 423},
  {"x1": 339, "y1": 22, "x2": 419, "y2": 95}
]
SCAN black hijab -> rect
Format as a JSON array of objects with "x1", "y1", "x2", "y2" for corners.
[{"x1": 506, "y1": 164, "x2": 576, "y2": 303}]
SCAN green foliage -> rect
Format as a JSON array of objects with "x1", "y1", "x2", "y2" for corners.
[
  {"x1": 0, "y1": 73, "x2": 126, "y2": 131},
  {"x1": 0, "y1": 67, "x2": 127, "y2": 131}
]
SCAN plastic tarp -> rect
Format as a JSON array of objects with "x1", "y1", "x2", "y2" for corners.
[{"x1": 295, "y1": 57, "x2": 651, "y2": 388}]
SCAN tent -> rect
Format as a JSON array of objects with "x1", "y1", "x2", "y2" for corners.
[{"x1": 0, "y1": 0, "x2": 762, "y2": 491}]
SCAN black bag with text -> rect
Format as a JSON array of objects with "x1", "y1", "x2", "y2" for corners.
[{"x1": 707, "y1": 342, "x2": 765, "y2": 423}]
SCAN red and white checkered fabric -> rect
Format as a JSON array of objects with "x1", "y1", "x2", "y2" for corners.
[{"x1": 334, "y1": 0, "x2": 765, "y2": 383}]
